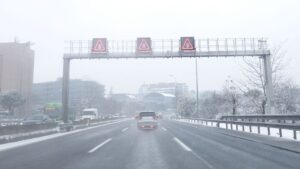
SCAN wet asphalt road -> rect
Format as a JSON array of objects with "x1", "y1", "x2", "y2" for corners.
[{"x1": 0, "y1": 119, "x2": 299, "y2": 169}]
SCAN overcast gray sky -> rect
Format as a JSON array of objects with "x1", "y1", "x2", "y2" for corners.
[{"x1": 0, "y1": 0, "x2": 299, "y2": 93}]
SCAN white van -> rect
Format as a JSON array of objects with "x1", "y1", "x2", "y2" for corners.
[{"x1": 80, "y1": 108, "x2": 99, "y2": 120}]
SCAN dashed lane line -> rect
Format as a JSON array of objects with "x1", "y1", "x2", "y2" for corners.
[
  {"x1": 173, "y1": 137, "x2": 215, "y2": 169},
  {"x1": 88, "y1": 138, "x2": 112, "y2": 154},
  {"x1": 161, "y1": 127, "x2": 168, "y2": 131},
  {"x1": 122, "y1": 127, "x2": 128, "y2": 132}
]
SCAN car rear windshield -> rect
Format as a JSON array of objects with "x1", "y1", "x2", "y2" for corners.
[{"x1": 139, "y1": 112, "x2": 156, "y2": 117}]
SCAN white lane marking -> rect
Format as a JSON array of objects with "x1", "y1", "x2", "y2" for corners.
[
  {"x1": 191, "y1": 151, "x2": 215, "y2": 169},
  {"x1": 122, "y1": 127, "x2": 128, "y2": 132},
  {"x1": 0, "y1": 119, "x2": 129, "y2": 152},
  {"x1": 168, "y1": 124, "x2": 215, "y2": 169},
  {"x1": 173, "y1": 137, "x2": 192, "y2": 151},
  {"x1": 173, "y1": 137, "x2": 215, "y2": 169},
  {"x1": 161, "y1": 127, "x2": 167, "y2": 131},
  {"x1": 88, "y1": 138, "x2": 112, "y2": 153}
]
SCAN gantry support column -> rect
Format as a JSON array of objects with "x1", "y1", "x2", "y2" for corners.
[
  {"x1": 263, "y1": 54, "x2": 274, "y2": 114},
  {"x1": 62, "y1": 57, "x2": 71, "y2": 123}
]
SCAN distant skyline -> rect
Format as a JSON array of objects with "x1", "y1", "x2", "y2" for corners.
[{"x1": 1, "y1": 0, "x2": 299, "y2": 93}]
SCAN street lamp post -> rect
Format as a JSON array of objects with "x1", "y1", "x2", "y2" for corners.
[{"x1": 195, "y1": 58, "x2": 199, "y2": 115}]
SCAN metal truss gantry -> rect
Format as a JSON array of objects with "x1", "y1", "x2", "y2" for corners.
[{"x1": 62, "y1": 38, "x2": 272, "y2": 122}]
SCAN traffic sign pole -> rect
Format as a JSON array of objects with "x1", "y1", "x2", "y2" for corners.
[{"x1": 195, "y1": 58, "x2": 199, "y2": 115}]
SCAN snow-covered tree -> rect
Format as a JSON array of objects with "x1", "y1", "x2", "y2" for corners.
[{"x1": 0, "y1": 91, "x2": 25, "y2": 115}]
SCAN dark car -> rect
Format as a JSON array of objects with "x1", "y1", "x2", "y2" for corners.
[
  {"x1": 137, "y1": 112, "x2": 158, "y2": 130},
  {"x1": 58, "y1": 120, "x2": 74, "y2": 131},
  {"x1": 20, "y1": 114, "x2": 53, "y2": 125}
]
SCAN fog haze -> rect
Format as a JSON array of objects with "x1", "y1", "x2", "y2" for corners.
[{"x1": 1, "y1": 0, "x2": 299, "y2": 93}]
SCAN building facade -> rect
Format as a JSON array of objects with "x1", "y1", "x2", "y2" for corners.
[
  {"x1": 0, "y1": 42, "x2": 35, "y2": 116},
  {"x1": 138, "y1": 83, "x2": 188, "y2": 111},
  {"x1": 138, "y1": 83, "x2": 188, "y2": 97},
  {"x1": 32, "y1": 78, "x2": 105, "y2": 117}
]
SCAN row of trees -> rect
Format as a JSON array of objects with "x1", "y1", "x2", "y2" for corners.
[{"x1": 176, "y1": 45, "x2": 300, "y2": 118}]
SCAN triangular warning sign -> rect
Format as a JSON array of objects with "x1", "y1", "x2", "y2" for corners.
[
  {"x1": 138, "y1": 39, "x2": 150, "y2": 51},
  {"x1": 92, "y1": 38, "x2": 107, "y2": 52},
  {"x1": 182, "y1": 38, "x2": 194, "y2": 50}
]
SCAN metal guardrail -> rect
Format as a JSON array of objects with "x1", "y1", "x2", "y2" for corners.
[
  {"x1": 0, "y1": 118, "x2": 128, "y2": 144},
  {"x1": 220, "y1": 114, "x2": 300, "y2": 123},
  {"x1": 0, "y1": 117, "x2": 125, "y2": 135},
  {"x1": 0, "y1": 119, "x2": 23, "y2": 127},
  {"x1": 175, "y1": 117, "x2": 300, "y2": 140},
  {"x1": 0, "y1": 123, "x2": 57, "y2": 135}
]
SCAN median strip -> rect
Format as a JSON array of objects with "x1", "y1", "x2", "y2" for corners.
[
  {"x1": 0, "y1": 119, "x2": 128, "y2": 152},
  {"x1": 88, "y1": 138, "x2": 112, "y2": 153}
]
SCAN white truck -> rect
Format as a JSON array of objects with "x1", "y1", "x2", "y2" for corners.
[{"x1": 80, "y1": 108, "x2": 99, "y2": 121}]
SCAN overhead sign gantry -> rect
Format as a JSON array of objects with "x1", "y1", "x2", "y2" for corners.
[{"x1": 62, "y1": 37, "x2": 272, "y2": 122}]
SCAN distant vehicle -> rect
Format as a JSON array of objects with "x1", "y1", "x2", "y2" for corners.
[
  {"x1": 20, "y1": 114, "x2": 52, "y2": 125},
  {"x1": 137, "y1": 111, "x2": 158, "y2": 129},
  {"x1": 80, "y1": 108, "x2": 99, "y2": 121},
  {"x1": 58, "y1": 120, "x2": 74, "y2": 131}
]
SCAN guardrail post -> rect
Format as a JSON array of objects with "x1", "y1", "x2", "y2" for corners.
[
  {"x1": 216, "y1": 122, "x2": 220, "y2": 128},
  {"x1": 236, "y1": 124, "x2": 238, "y2": 130},
  {"x1": 249, "y1": 125, "x2": 252, "y2": 133},
  {"x1": 230, "y1": 123, "x2": 233, "y2": 130},
  {"x1": 258, "y1": 126, "x2": 261, "y2": 134},
  {"x1": 267, "y1": 127, "x2": 270, "y2": 136},
  {"x1": 206, "y1": 121, "x2": 208, "y2": 126},
  {"x1": 226, "y1": 123, "x2": 228, "y2": 129},
  {"x1": 293, "y1": 130, "x2": 297, "y2": 140},
  {"x1": 242, "y1": 125, "x2": 245, "y2": 131},
  {"x1": 279, "y1": 128, "x2": 282, "y2": 137}
]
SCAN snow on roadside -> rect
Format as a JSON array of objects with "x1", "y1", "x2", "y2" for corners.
[
  {"x1": 0, "y1": 128, "x2": 59, "y2": 141},
  {"x1": 175, "y1": 119, "x2": 300, "y2": 141}
]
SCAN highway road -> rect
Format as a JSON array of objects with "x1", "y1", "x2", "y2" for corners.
[{"x1": 0, "y1": 119, "x2": 299, "y2": 169}]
